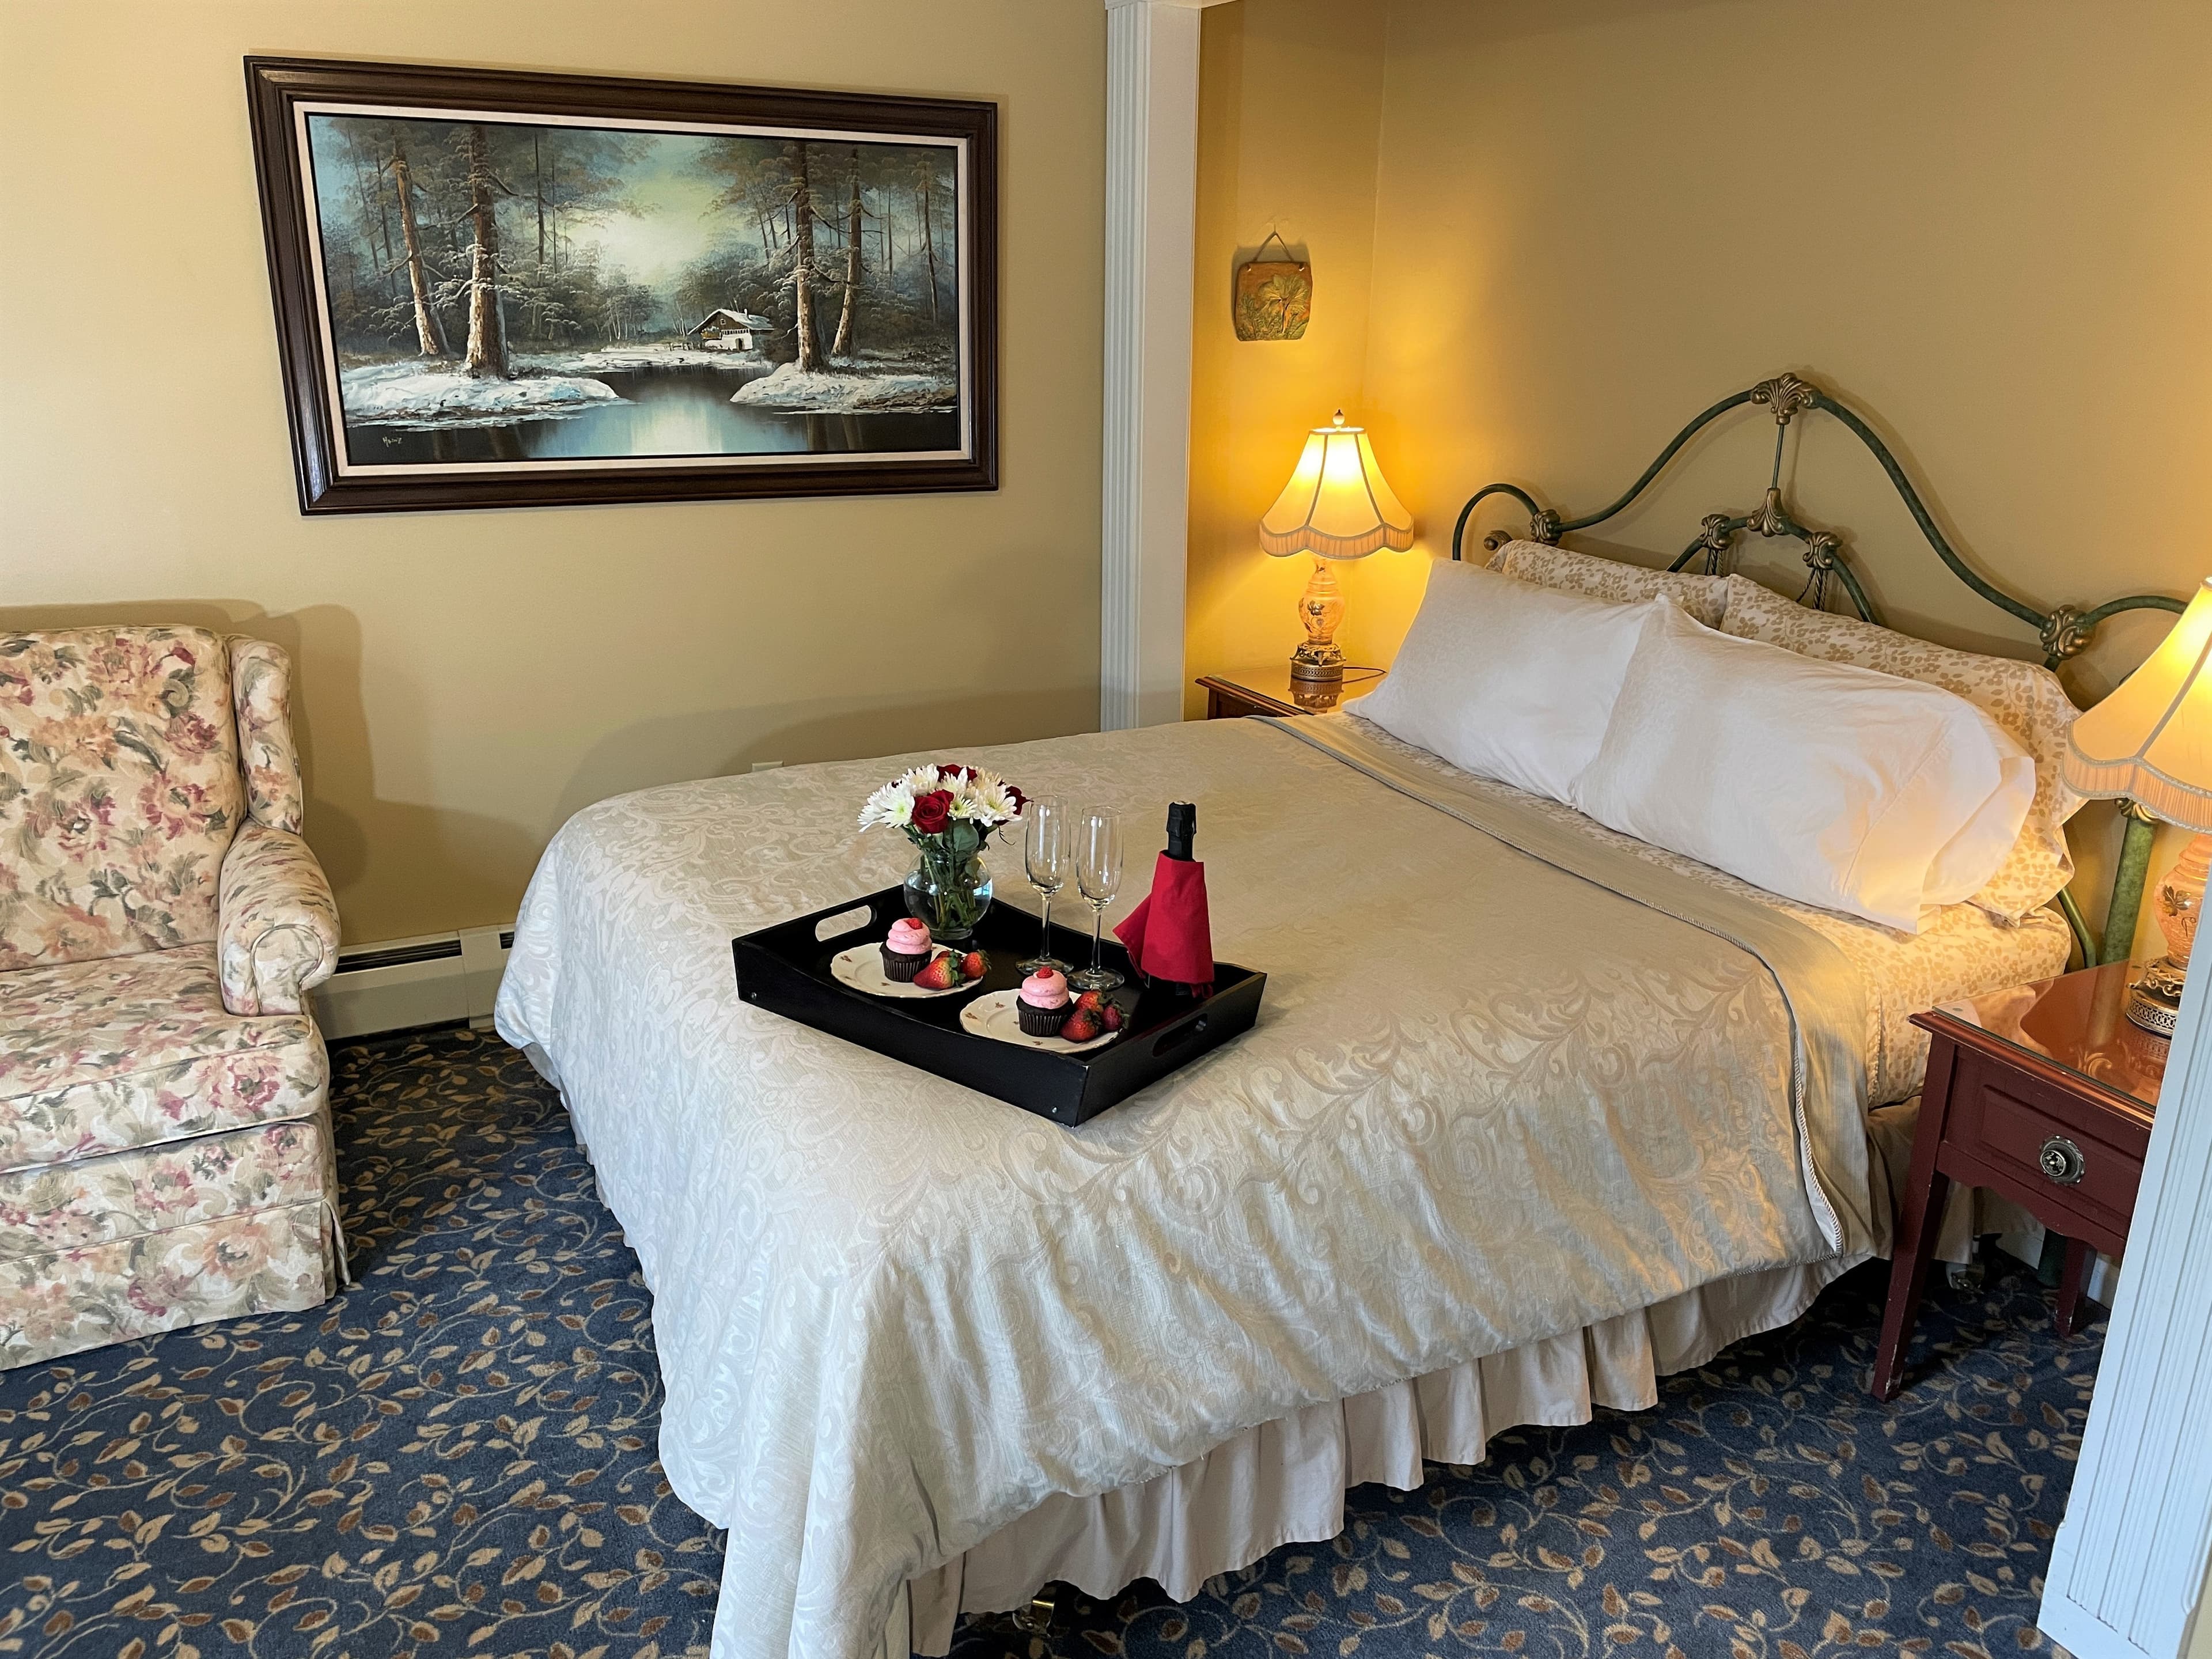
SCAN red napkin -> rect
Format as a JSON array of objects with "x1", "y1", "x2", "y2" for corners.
[{"x1": 1113, "y1": 855, "x2": 1214, "y2": 987}]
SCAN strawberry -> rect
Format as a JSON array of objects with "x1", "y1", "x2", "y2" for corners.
[
  {"x1": 1073, "y1": 990, "x2": 1105, "y2": 1014},
  {"x1": 912, "y1": 952, "x2": 962, "y2": 991},
  {"x1": 1061, "y1": 1009, "x2": 1103, "y2": 1043},
  {"x1": 960, "y1": 950, "x2": 988, "y2": 981},
  {"x1": 1099, "y1": 1001, "x2": 1124, "y2": 1032}
]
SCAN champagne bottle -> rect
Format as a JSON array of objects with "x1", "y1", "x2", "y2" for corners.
[{"x1": 1165, "y1": 801, "x2": 1196, "y2": 861}]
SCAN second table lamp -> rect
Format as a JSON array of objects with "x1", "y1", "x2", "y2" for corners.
[{"x1": 2064, "y1": 576, "x2": 2212, "y2": 1034}]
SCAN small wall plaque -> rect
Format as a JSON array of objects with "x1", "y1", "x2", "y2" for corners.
[{"x1": 1233, "y1": 232, "x2": 1311, "y2": 341}]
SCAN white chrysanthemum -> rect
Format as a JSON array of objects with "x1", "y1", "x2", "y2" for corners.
[
  {"x1": 857, "y1": 778, "x2": 916, "y2": 830},
  {"x1": 972, "y1": 778, "x2": 1022, "y2": 823},
  {"x1": 948, "y1": 768, "x2": 1016, "y2": 827},
  {"x1": 897, "y1": 764, "x2": 942, "y2": 795}
]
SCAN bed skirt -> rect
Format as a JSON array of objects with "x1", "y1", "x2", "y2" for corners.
[
  {"x1": 880, "y1": 1093, "x2": 2056, "y2": 1657},
  {"x1": 891, "y1": 1251, "x2": 1863, "y2": 1657}
]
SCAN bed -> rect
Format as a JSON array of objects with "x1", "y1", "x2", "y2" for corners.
[{"x1": 493, "y1": 374, "x2": 2177, "y2": 1659}]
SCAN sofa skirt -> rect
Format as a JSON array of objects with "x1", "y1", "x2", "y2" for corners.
[{"x1": 0, "y1": 1115, "x2": 343, "y2": 1370}]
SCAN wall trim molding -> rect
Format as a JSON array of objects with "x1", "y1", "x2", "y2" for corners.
[
  {"x1": 1099, "y1": 0, "x2": 1230, "y2": 730},
  {"x1": 2038, "y1": 950, "x2": 2212, "y2": 1657}
]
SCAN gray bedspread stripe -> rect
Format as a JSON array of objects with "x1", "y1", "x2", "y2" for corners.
[{"x1": 1263, "y1": 713, "x2": 1876, "y2": 1256}]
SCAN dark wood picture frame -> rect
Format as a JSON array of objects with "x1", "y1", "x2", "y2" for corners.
[{"x1": 244, "y1": 57, "x2": 998, "y2": 514}]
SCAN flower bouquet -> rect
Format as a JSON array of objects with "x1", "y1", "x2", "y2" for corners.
[{"x1": 858, "y1": 763, "x2": 1028, "y2": 944}]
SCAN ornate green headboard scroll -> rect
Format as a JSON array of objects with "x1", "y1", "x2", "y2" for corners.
[{"x1": 1448, "y1": 370, "x2": 2186, "y2": 967}]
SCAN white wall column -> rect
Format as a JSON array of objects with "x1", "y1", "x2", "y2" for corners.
[
  {"x1": 1100, "y1": 0, "x2": 1228, "y2": 730},
  {"x1": 2039, "y1": 959, "x2": 2212, "y2": 1657}
]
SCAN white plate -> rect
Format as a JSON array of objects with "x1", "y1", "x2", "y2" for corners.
[
  {"x1": 830, "y1": 945, "x2": 974, "y2": 999},
  {"x1": 960, "y1": 989, "x2": 1118, "y2": 1052}
]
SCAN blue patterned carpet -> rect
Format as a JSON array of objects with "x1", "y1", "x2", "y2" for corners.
[{"x1": 0, "y1": 1028, "x2": 2097, "y2": 1659}]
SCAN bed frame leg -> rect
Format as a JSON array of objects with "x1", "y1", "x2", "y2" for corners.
[{"x1": 1010, "y1": 1588, "x2": 1058, "y2": 1642}]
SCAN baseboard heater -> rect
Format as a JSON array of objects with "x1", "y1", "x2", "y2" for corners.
[{"x1": 311, "y1": 924, "x2": 513, "y2": 1041}]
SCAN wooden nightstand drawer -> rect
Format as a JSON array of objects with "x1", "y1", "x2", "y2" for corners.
[{"x1": 1952, "y1": 1052, "x2": 2147, "y2": 1229}]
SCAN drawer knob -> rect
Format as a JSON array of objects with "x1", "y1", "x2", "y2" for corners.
[{"x1": 2039, "y1": 1134, "x2": 2086, "y2": 1187}]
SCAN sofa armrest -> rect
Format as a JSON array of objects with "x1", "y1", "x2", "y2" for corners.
[{"x1": 218, "y1": 821, "x2": 340, "y2": 1016}]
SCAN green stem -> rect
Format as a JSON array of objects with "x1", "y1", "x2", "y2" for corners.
[{"x1": 912, "y1": 834, "x2": 987, "y2": 934}]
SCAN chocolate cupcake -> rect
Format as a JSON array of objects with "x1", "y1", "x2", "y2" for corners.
[
  {"x1": 882, "y1": 918, "x2": 934, "y2": 982},
  {"x1": 1017, "y1": 967, "x2": 1071, "y2": 1035}
]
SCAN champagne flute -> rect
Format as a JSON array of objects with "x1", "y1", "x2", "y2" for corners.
[
  {"x1": 1069, "y1": 808, "x2": 1126, "y2": 992},
  {"x1": 1020, "y1": 796, "x2": 1071, "y2": 972}
]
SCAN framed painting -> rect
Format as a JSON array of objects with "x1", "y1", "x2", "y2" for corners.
[{"x1": 244, "y1": 58, "x2": 997, "y2": 514}]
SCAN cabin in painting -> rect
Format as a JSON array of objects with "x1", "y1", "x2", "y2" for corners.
[{"x1": 685, "y1": 308, "x2": 774, "y2": 352}]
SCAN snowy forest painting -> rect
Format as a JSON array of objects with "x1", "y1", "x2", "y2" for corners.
[{"x1": 248, "y1": 59, "x2": 997, "y2": 512}]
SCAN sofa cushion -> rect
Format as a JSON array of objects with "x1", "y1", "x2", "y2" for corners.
[
  {"x1": 0, "y1": 627, "x2": 242, "y2": 969},
  {"x1": 0, "y1": 945, "x2": 325, "y2": 1173}
]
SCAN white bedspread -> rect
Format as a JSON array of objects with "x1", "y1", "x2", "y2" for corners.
[{"x1": 495, "y1": 715, "x2": 1880, "y2": 1659}]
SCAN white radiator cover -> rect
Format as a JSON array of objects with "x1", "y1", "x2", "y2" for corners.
[{"x1": 311, "y1": 924, "x2": 512, "y2": 1040}]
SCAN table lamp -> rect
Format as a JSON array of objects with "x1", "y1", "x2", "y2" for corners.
[
  {"x1": 2063, "y1": 576, "x2": 2212, "y2": 1035},
  {"x1": 1257, "y1": 411, "x2": 1415, "y2": 685}
]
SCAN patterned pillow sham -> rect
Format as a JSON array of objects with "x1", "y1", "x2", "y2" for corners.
[
  {"x1": 1487, "y1": 540, "x2": 1729, "y2": 628},
  {"x1": 1717, "y1": 574, "x2": 2082, "y2": 922}
]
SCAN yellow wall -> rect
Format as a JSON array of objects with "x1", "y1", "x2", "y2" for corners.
[
  {"x1": 0, "y1": 0, "x2": 1103, "y2": 945},
  {"x1": 1184, "y1": 0, "x2": 1388, "y2": 719},
  {"x1": 1190, "y1": 0, "x2": 2212, "y2": 945}
]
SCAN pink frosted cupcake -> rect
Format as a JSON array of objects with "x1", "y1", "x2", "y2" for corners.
[
  {"x1": 1017, "y1": 967, "x2": 1071, "y2": 1035},
  {"x1": 882, "y1": 918, "x2": 934, "y2": 982}
]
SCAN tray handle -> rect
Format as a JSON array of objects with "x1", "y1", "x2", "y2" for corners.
[
  {"x1": 815, "y1": 899, "x2": 892, "y2": 944},
  {"x1": 1150, "y1": 1010, "x2": 1213, "y2": 1059}
]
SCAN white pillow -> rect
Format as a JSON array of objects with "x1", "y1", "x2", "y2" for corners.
[
  {"x1": 1345, "y1": 559, "x2": 1656, "y2": 802},
  {"x1": 1572, "y1": 600, "x2": 2037, "y2": 931},
  {"x1": 1717, "y1": 574, "x2": 2082, "y2": 923}
]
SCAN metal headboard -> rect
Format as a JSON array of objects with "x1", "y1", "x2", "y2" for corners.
[{"x1": 1448, "y1": 371, "x2": 2186, "y2": 966}]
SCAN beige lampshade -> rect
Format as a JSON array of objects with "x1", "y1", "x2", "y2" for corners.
[
  {"x1": 2065, "y1": 577, "x2": 2212, "y2": 832},
  {"x1": 1258, "y1": 411, "x2": 1415, "y2": 561}
]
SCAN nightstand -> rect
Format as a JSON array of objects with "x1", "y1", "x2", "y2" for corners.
[
  {"x1": 1196, "y1": 665, "x2": 1385, "y2": 720},
  {"x1": 1870, "y1": 960, "x2": 2164, "y2": 1399}
]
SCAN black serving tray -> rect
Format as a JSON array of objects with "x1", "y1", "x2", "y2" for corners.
[{"x1": 731, "y1": 885, "x2": 1266, "y2": 1126}]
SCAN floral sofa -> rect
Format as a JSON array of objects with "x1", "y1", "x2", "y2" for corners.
[{"x1": 0, "y1": 628, "x2": 344, "y2": 1369}]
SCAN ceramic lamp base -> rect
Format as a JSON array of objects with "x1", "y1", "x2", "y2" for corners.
[
  {"x1": 2126, "y1": 830, "x2": 2212, "y2": 1035},
  {"x1": 1290, "y1": 558, "x2": 1348, "y2": 682}
]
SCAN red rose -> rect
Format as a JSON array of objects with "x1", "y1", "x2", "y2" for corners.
[
  {"x1": 941, "y1": 764, "x2": 975, "y2": 785},
  {"x1": 1005, "y1": 784, "x2": 1028, "y2": 816},
  {"x1": 910, "y1": 789, "x2": 954, "y2": 835}
]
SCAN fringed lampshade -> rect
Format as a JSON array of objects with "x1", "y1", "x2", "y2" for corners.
[
  {"x1": 1257, "y1": 412, "x2": 1415, "y2": 684},
  {"x1": 2063, "y1": 577, "x2": 2212, "y2": 1033}
]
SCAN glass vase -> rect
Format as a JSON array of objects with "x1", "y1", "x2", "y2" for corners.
[{"x1": 904, "y1": 842, "x2": 993, "y2": 944}]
